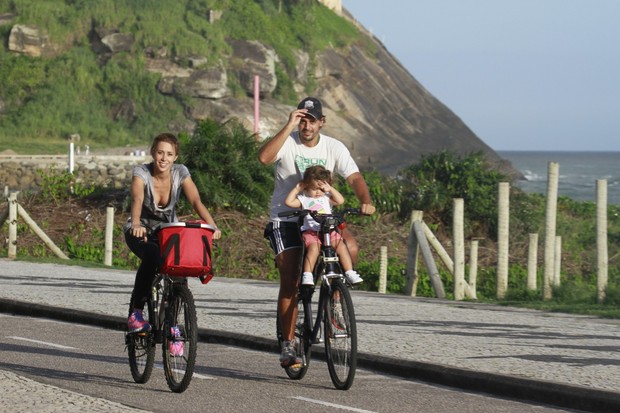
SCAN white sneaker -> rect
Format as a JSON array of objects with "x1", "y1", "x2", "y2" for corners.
[
  {"x1": 344, "y1": 270, "x2": 363, "y2": 285},
  {"x1": 301, "y1": 272, "x2": 314, "y2": 286}
]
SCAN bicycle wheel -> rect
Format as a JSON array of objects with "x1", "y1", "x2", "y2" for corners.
[
  {"x1": 126, "y1": 299, "x2": 156, "y2": 384},
  {"x1": 162, "y1": 282, "x2": 198, "y2": 393},
  {"x1": 324, "y1": 278, "x2": 357, "y2": 390},
  {"x1": 280, "y1": 293, "x2": 312, "y2": 380}
]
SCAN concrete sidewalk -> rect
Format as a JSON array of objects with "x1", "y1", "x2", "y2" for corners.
[{"x1": 1, "y1": 259, "x2": 620, "y2": 412}]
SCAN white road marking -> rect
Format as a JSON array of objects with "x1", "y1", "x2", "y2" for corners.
[
  {"x1": 7, "y1": 336, "x2": 77, "y2": 350},
  {"x1": 291, "y1": 396, "x2": 377, "y2": 413}
]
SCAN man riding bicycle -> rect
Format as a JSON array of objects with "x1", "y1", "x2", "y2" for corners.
[{"x1": 258, "y1": 97, "x2": 375, "y2": 367}]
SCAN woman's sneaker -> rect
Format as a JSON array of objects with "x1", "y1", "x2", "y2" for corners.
[
  {"x1": 127, "y1": 310, "x2": 151, "y2": 333},
  {"x1": 344, "y1": 270, "x2": 363, "y2": 285},
  {"x1": 169, "y1": 326, "x2": 184, "y2": 357}
]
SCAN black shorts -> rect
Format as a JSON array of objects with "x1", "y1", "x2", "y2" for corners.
[{"x1": 264, "y1": 221, "x2": 302, "y2": 256}]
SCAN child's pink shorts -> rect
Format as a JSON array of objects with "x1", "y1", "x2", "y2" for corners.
[{"x1": 302, "y1": 230, "x2": 343, "y2": 247}]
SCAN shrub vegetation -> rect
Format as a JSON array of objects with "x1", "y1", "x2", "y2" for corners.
[
  {"x1": 1, "y1": 1, "x2": 619, "y2": 317},
  {"x1": 3, "y1": 117, "x2": 620, "y2": 318}
]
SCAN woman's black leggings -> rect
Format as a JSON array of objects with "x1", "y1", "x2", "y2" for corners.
[{"x1": 125, "y1": 231, "x2": 160, "y2": 311}]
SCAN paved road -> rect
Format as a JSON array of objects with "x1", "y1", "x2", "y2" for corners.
[
  {"x1": 3, "y1": 315, "x2": 574, "y2": 413},
  {"x1": 1, "y1": 259, "x2": 620, "y2": 412}
]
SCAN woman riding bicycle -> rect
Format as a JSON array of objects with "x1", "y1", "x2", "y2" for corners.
[
  {"x1": 125, "y1": 132, "x2": 221, "y2": 333},
  {"x1": 284, "y1": 165, "x2": 363, "y2": 287}
]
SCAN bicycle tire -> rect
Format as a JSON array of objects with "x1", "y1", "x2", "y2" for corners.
[
  {"x1": 283, "y1": 293, "x2": 312, "y2": 379},
  {"x1": 162, "y1": 282, "x2": 198, "y2": 393},
  {"x1": 324, "y1": 278, "x2": 357, "y2": 390},
  {"x1": 127, "y1": 299, "x2": 156, "y2": 384}
]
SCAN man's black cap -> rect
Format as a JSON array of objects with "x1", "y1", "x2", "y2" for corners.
[{"x1": 297, "y1": 97, "x2": 323, "y2": 119}]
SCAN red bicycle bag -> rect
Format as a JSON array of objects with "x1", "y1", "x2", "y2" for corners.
[{"x1": 157, "y1": 221, "x2": 215, "y2": 283}]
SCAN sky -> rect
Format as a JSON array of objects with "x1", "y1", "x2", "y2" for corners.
[{"x1": 342, "y1": 0, "x2": 620, "y2": 152}]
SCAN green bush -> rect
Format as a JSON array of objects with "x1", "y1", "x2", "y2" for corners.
[
  {"x1": 37, "y1": 168, "x2": 95, "y2": 204},
  {"x1": 355, "y1": 256, "x2": 406, "y2": 294},
  {"x1": 337, "y1": 170, "x2": 402, "y2": 215},
  {"x1": 398, "y1": 151, "x2": 510, "y2": 238},
  {"x1": 179, "y1": 118, "x2": 273, "y2": 214}
]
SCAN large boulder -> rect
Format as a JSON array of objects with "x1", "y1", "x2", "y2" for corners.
[
  {"x1": 90, "y1": 27, "x2": 133, "y2": 54},
  {"x1": 292, "y1": 49, "x2": 310, "y2": 93},
  {"x1": 229, "y1": 39, "x2": 278, "y2": 97},
  {"x1": 101, "y1": 32, "x2": 134, "y2": 53},
  {"x1": 8, "y1": 24, "x2": 48, "y2": 57},
  {"x1": 146, "y1": 58, "x2": 193, "y2": 78},
  {"x1": 174, "y1": 61, "x2": 229, "y2": 99}
]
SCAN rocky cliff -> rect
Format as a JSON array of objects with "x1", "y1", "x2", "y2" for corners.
[{"x1": 2, "y1": 4, "x2": 518, "y2": 177}]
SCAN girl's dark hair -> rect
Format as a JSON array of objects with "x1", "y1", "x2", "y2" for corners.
[
  {"x1": 302, "y1": 165, "x2": 332, "y2": 185},
  {"x1": 150, "y1": 133, "x2": 179, "y2": 156}
]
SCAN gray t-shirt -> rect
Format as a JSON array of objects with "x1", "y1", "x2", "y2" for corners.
[{"x1": 124, "y1": 163, "x2": 190, "y2": 232}]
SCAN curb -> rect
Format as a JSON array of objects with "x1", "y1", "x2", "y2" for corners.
[{"x1": 2, "y1": 298, "x2": 620, "y2": 413}]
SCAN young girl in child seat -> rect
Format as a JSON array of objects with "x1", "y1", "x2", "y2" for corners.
[{"x1": 284, "y1": 165, "x2": 363, "y2": 286}]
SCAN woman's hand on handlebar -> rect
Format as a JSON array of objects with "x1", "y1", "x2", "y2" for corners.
[
  {"x1": 213, "y1": 228, "x2": 222, "y2": 240},
  {"x1": 130, "y1": 224, "x2": 147, "y2": 241}
]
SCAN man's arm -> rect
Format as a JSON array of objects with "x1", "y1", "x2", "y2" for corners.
[
  {"x1": 346, "y1": 172, "x2": 376, "y2": 215},
  {"x1": 258, "y1": 108, "x2": 306, "y2": 165}
]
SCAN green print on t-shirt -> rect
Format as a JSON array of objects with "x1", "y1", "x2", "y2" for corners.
[{"x1": 295, "y1": 155, "x2": 327, "y2": 173}]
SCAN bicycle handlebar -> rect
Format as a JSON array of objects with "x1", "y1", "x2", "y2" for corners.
[
  {"x1": 154, "y1": 221, "x2": 217, "y2": 233},
  {"x1": 277, "y1": 208, "x2": 364, "y2": 222}
]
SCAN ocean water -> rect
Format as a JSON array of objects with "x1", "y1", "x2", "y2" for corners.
[{"x1": 498, "y1": 151, "x2": 620, "y2": 205}]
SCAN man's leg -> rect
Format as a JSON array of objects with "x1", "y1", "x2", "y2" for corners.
[
  {"x1": 341, "y1": 227, "x2": 359, "y2": 264},
  {"x1": 276, "y1": 247, "x2": 302, "y2": 341}
]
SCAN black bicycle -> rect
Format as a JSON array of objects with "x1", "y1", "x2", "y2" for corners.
[
  {"x1": 276, "y1": 208, "x2": 363, "y2": 390},
  {"x1": 125, "y1": 222, "x2": 215, "y2": 393}
]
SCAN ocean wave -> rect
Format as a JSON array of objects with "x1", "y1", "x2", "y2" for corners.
[{"x1": 522, "y1": 170, "x2": 545, "y2": 181}]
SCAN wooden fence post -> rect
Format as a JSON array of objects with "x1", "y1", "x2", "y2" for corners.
[
  {"x1": 469, "y1": 240, "x2": 478, "y2": 299},
  {"x1": 596, "y1": 179, "x2": 608, "y2": 303},
  {"x1": 412, "y1": 220, "x2": 446, "y2": 298},
  {"x1": 497, "y1": 182, "x2": 509, "y2": 299},
  {"x1": 69, "y1": 142, "x2": 75, "y2": 174},
  {"x1": 8, "y1": 192, "x2": 17, "y2": 259},
  {"x1": 527, "y1": 233, "x2": 538, "y2": 290},
  {"x1": 543, "y1": 162, "x2": 559, "y2": 300},
  {"x1": 17, "y1": 206, "x2": 69, "y2": 260},
  {"x1": 453, "y1": 198, "x2": 465, "y2": 300},
  {"x1": 104, "y1": 206, "x2": 114, "y2": 266},
  {"x1": 379, "y1": 246, "x2": 387, "y2": 294},
  {"x1": 422, "y1": 223, "x2": 454, "y2": 273},
  {"x1": 405, "y1": 210, "x2": 422, "y2": 297}
]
